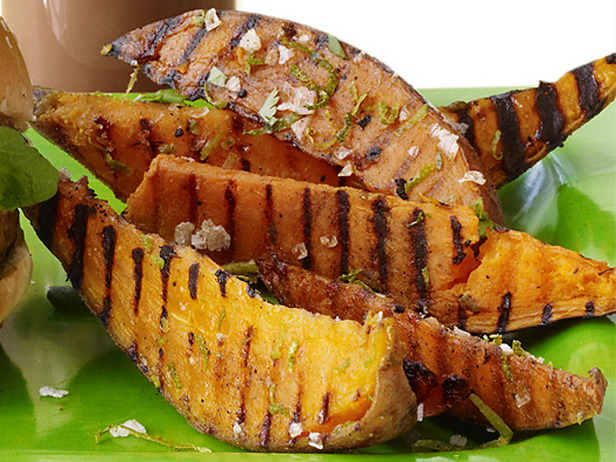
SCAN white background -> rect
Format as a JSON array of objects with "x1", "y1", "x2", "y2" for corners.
[
  {"x1": 234, "y1": 0, "x2": 616, "y2": 88},
  {"x1": 1, "y1": 0, "x2": 614, "y2": 89}
]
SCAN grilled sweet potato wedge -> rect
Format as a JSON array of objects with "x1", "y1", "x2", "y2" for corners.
[
  {"x1": 124, "y1": 155, "x2": 616, "y2": 333},
  {"x1": 440, "y1": 53, "x2": 616, "y2": 187},
  {"x1": 257, "y1": 250, "x2": 607, "y2": 431},
  {"x1": 31, "y1": 88, "x2": 341, "y2": 200},
  {"x1": 23, "y1": 175, "x2": 417, "y2": 452},
  {"x1": 103, "y1": 9, "x2": 504, "y2": 223}
]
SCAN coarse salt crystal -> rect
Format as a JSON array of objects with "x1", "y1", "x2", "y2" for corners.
[
  {"x1": 39, "y1": 386, "x2": 69, "y2": 398},
  {"x1": 407, "y1": 146, "x2": 419, "y2": 160},
  {"x1": 500, "y1": 343, "x2": 514, "y2": 354},
  {"x1": 109, "y1": 419, "x2": 147, "y2": 438},
  {"x1": 320, "y1": 235, "x2": 338, "y2": 248},
  {"x1": 308, "y1": 432, "x2": 323, "y2": 450},
  {"x1": 174, "y1": 222, "x2": 195, "y2": 246},
  {"x1": 290, "y1": 117, "x2": 310, "y2": 141},
  {"x1": 417, "y1": 402, "x2": 424, "y2": 422},
  {"x1": 338, "y1": 163, "x2": 353, "y2": 177},
  {"x1": 191, "y1": 219, "x2": 231, "y2": 252},
  {"x1": 288, "y1": 421, "x2": 303, "y2": 438},
  {"x1": 515, "y1": 389, "x2": 531, "y2": 408},
  {"x1": 278, "y1": 45, "x2": 293, "y2": 64},
  {"x1": 239, "y1": 28, "x2": 261, "y2": 53},
  {"x1": 225, "y1": 75, "x2": 241, "y2": 93},
  {"x1": 233, "y1": 421, "x2": 245, "y2": 439},
  {"x1": 292, "y1": 242, "x2": 308, "y2": 260},
  {"x1": 429, "y1": 123, "x2": 459, "y2": 159},
  {"x1": 277, "y1": 84, "x2": 315, "y2": 115},
  {"x1": 458, "y1": 170, "x2": 486, "y2": 185},
  {"x1": 204, "y1": 8, "x2": 221, "y2": 31},
  {"x1": 334, "y1": 146, "x2": 352, "y2": 161}
]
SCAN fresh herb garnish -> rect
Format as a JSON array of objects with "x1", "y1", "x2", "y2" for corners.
[
  {"x1": 327, "y1": 33, "x2": 348, "y2": 59},
  {"x1": 258, "y1": 87, "x2": 280, "y2": 125},
  {"x1": 207, "y1": 65, "x2": 228, "y2": 87},
  {"x1": 404, "y1": 163, "x2": 435, "y2": 194},
  {"x1": 471, "y1": 198, "x2": 498, "y2": 238},
  {"x1": 378, "y1": 101, "x2": 400, "y2": 125},
  {"x1": 0, "y1": 127, "x2": 58, "y2": 210}
]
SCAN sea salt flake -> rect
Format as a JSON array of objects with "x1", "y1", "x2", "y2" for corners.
[
  {"x1": 338, "y1": 163, "x2": 353, "y2": 177},
  {"x1": 239, "y1": 28, "x2": 261, "y2": 53},
  {"x1": 191, "y1": 219, "x2": 231, "y2": 252},
  {"x1": 308, "y1": 432, "x2": 323, "y2": 450},
  {"x1": 204, "y1": 8, "x2": 221, "y2": 31},
  {"x1": 174, "y1": 222, "x2": 195, "y2": 246},
  {"x1": 429, "y1": 123, "x2": 459, "y2": 159},
  {"x1": 334, "y1": 146, "x2": 352, "y2": 161},
  {"x1": 458, "y1": 170, "x2": 486, "y2": 185},
  {"x1": 417, "y1": 402, "x2": 424, "y2": 422},
  {"x1": 292, "y1": 242, "x2": 308, "y2": 260},
  {"x1": 110, "y1": 419, "x2": 147, "y2": 438},
  {"x1": 233, "y1": 421, "x2": 245, "y2": 439},
  {"x1": 288, "y1": 421, "x2": 303, "y2": 438},
  {"x1": 278, "y1": 45, "x2": 293, "y2": 64},
  {"x1": 39, "y1": 386, "x2": 69, "y2": 398},
  {"x1": 225, "y1": 75, "x2": 241, "y2": 93},
  {"x1": 320, "y1": 235, "x2": 338, "y2": 248}
]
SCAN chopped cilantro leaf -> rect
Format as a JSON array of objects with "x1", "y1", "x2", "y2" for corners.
[
  {"x1": 207, "y1": 66, "x2": 228, "y2": 87},
  {"x1": 327, "y1": 33, "x2": 348, "y2": 59},
  {"x1": 258, "y1": 88, "x2": 280, "y2": 125}
]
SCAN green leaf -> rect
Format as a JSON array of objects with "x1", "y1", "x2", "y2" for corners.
[
  {"x1": 207, "y1": 66, "x2": 228, "y2": 87},
  {"x1": 327, "y1": 33, "x2": 348, "y2": 59},
  {"x1": 258, "y1": 87, "x2": 280, "y2": 125},
  {"x1": 0, "y1": 127, "x2": 58, "y2": 210}
]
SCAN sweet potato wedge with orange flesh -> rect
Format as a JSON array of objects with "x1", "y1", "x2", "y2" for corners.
[
  {"x1": 103, "y1": 9, "x2": 504, "y2": 223},
  {"x1": 440, "y1": 53, "x2": 616, "y2": 187},
  {"x1": 23, "y1": 175, "x2": 417, "y2": 452},
  {"x1": 124, "y1": 155, "x2": 616, "y2": 333},
  {"x1": 256, "y1": 251, "x2": 607, "y2": 431},
  {"x1": 31, "y1": 88, "x2": 342, "y2": 201}
]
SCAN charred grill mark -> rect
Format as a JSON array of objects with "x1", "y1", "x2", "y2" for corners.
[
  {"x1": 236, "y1": 400, "x2": 246, "y2": 427},
  {"x1": 36, "y1": 192, "x2": 59, "y2": 248},
  {"x1": 573, "y1": 62, "x2": 602, "y2": 119},
  {"x1": 371, "y1": 197, "x2": 390, "y2": 290},
  {"x1": 541, "y1": 303, "x2": 553, "y2": 326},
  {"x1": 302, "y1": 187, "x2": 313, "y2": 270},
  {"x1": 230, "y1": 14, "x2": 261, "y2": 50},
  {"x1": 496, "y1": 292, "x2": 513, "y2": 333},
  {"x1": 402, "y1": 359, "x2": 437, "y2": 404},
  {"x1": 442, "y1": 375, "x2": 469, "y2": 405},
  {"x1": 159, "y1": 245, "x2": 176, "y2": 303},
  {"x1": 162, "y1": 26, "x2": 209, "y2": 87},
  {"x1": 454, "y1": 104, "x2": 476, "y2": 148},
  {"x1": 336, "y1": 190, "x2": 350, "y2": 275},
  {"x1": 215, "y1": 269, "x2": 231, "y2": 297},
  {"x1": 536, "y1": 81, "x2": 566, "y2": 149},
  {"x1": 317, "y1": 392, "x2": 331, "y2": 424},
  {"x1": 450, "y1": 216, "x2": 466, "y2": 265},
  {"x1": 259, "y1": 412, "x2": 272, "y2": 447},
  {"x1": 491, "y1": 93, "x2": 527, "y2": 182},
  {"x1": 127, "y1": 341, "x2": 139, "y2": 363},
  {"x1": 264, "y1": 183, "x2": 278, "y2": 246},
  {"x1": 132, "y1": 248, "x2": 144, "y2": 315},
  {"x1": 394, "y1": 178, "x2": 409, "y2": 200},
  {"x1": 67, "y1": 203, "x2": 94, "y2": 290},
  {"x1": 409, "y1": 208, "x2": 429, "y2": 314},
  {"x1": 133, "y1": 15, "x2": 184, "y2": 79},
  {"x1": 188, "y1": 263, "x2": 199, "y2": 299},
  {"x1": 99, "y1": 226, "x2": 117, "y2": 327},
  {"x1": 584, "y1": 301, "x2": 596, "y2": 318}
]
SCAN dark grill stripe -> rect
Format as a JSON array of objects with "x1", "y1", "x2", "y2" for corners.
[
  {"x1": 99, "y1": 297, "x2": 111, "y2": 327},
  {"x1": 302, "y1": 187, "x2": 313, "y2": 270},
  {"x1": 137, "y1": 15, "x2": 183, "y2": 61},
  {"x1": 573, "y1": 62, "x2": 602, "y2": 120},
  {"x1": 455, "y1": 104, "x2": 476, "y2": 149},
  {"x1": 259, "y1": 412, "x2": 272, "y2": 447},
  {"x1": 584, "y1": 301, "x2": 595, "y2": 318},
  {"x1": 336, "y1": 190, "x2": 350, "y2": 275},
  {"x1": 541, "y1": 303, "x2": 553, "y2": 325},
  {"x1": 229, "y1": 14, "x2": 261, "y2": 50},
  {"x1": 67, "y1": 203, "x2": 93, "y2": 290},
  {"x1": 450, "y1": 216, "x2": 466, "y2": 265},
  {"x1": 132, "y1": 248, "x2": 144, "y2": 315},
  {"x1": 188, "y1": 263, "x2": 199, "y2": 299},
  {"x1": 371, "y1": 197, "x2": 390, "y2": 290},
  {"x1": 409, "y1": 208, "x2": 429, "y2": 314},
  {"x1": 159, "y1": 245, "x2": 176, "y2": 303},
  {"x1": 496, "y1": 292, "x2": 513, "y2": 333},
  {"x1": 457, "y1": 302, "x2": 468, "y2": 330},
  {"x1": 215, "y1": 269, "x2": 230, "y2": 297},
  {"x1": 102, "y1": 226, "x2": 116, "y2": 290},
  {"x1": 536, "y1": 81, "x2": 566, "y2": 149},
  {"x1": 491, "y1": 93, "x2": 527, "y2": 182},
  {"x1": 161, "y1": 26, "x2": 209, "y2": 88},
  {"x1": 36, "y1": 192, "x2": 59, "y2": 248},
  {"x1": 317, "y1": 392, "x2": 331, "y2": 424}
]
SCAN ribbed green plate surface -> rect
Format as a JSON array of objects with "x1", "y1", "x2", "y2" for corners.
[{"x1": 0, "y1": 88, "x2": 614, "y2": 461}]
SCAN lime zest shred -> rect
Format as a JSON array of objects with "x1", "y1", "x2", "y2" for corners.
[
  {"x1": 217, "y1": 308, "x2": 226, "y2": 330},
  {"x1": 168, "y1": 362, "x2": 182, "y2": 391},
  {"x1": 338, "y1": 269, "x2": 373, "y2": 292},
  {"x1": 512, "y1": 340, "x2": 531, "y2": 357},
  {"x1": 195, "y1": 334, "x2": 210, "y2": 371},
  {"x1": 288, "y1": 339, "x2": 299, "y2": 372},
  {"x1": 157, "y1": 143, "x2": 176, "y2": 154},
  {"x1": 95, "y1": 423, "x2": 211, "y2": 452},
  {"x1": 491, "y1": 129, "x2": 503, "y2": 160},
  {"x1": 501, "y1": 351, "x2": 514, "y2": 383},
  {"x1": 245, "y1": 51, "x2": 266, "y2": 73},
  {"x1": 469, "y1": 393, "x2": 514, "y2": 448},
  {"x1": 378, "y1": 101, "x2": 400, "y2": 125},
  {"x1": 404, "y1": 163, "x2": 436, "y2": 194},
  {"x1": 125, "y1": 65, "x2": 140, "y2": 95},
  {"x1": 203, "y1": 83, "x2": 227, "y2": 109},
  {"x1": 396, "y1": 104, "x2": 428, "y2": 136},
  {"x1": 268, "y1": 384, "x2": 289, "y2": 416},
  {"x1": 243, "y1": 111, "x2": 303, "y2": 136},
  {"x1": 222, "y1": 260, "x2": 258, "y2": 274},
  {"x1": 200, "y1": 130, "x2": 223, "y2": 161},
  {"x1": 88, "y1": 137, "x2": 133, "y2": 175},
  {"x1": 334, "y1": 357, "x2": 351, "y2": 374}
]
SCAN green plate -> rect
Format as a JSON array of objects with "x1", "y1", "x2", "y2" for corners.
[{"x1": 0, "y1": 88, "x2": 614, "y2": 461}]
